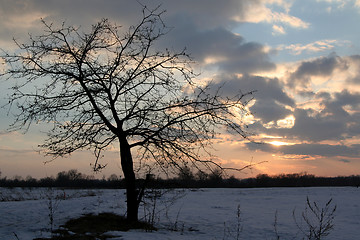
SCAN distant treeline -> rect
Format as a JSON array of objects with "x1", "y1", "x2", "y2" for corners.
[{"x1": 1, "y1": 169, "x2": 360, "y2": 188}]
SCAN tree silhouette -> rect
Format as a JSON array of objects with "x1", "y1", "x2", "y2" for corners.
[{"x1": 1, "y1": 7, "x2": 252, "y2": 221}]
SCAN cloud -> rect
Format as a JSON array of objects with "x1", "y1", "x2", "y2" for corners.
[
  {"x1": 249, "y1": 88, "x2": 360, "y2": 143},
  {"x1": 278, "y1": 40, "x2": 350, "y2": 55},
  {"x1": 288, "y1": 54, "x2": 348, "y2": 88},
  {"x1": 0, "y1": 1, "x2": 49, "y2": 43},
  {"x1": 162, "y1": 16, "x2": 275, "y2": 74},
  {"x1": 269, "y1": 11, "x2": 310, "y2": 29},
  {"x1": 209, "y1": 74, "x2": 294, "y2": 123},
  {"x1": 317, "y1": 0, "x2": 360, "y2": 13},
  {"x1": 251, "y1": 99, "x2": 293, "y2": 123},
  {"x1": 0, "y1": 0, "x2": 309, "y2": 42},
  {"x1": 247, "y1": 142, "x2": 360, "y2": 158},
  {"x1": 239, "y1": 0, "x2": 309, "y2": 29},
  {"x1": 272, "y1": 25, "x2": 286, "y2": 35},
  {"x1": 317, "y1": 0, "x2": 347, "y2": 7},
  {"x1": 0, "y1": 1, "x2": 254, "y2": 29},
  {"x1": 320, "y1": 90, "x2": 360, "y2": 137},
  {"x1": 287, "y1": 108, "x2": 347, "y2": 141},
  {"x1": 316, "y1": 0, "x2": 358, "y2": 10},
  {"x1": 284, "y1": 54, "x2": 360, "y2": 90},
  {"x1": 283, "y1": 143, "x2": 360, "y2": 158},
  {"x1": 334, "y1": 89, "x2": 360, "y2": 108},
  {"x1": 345, "y1": 55, "x2": 360, "y2": 85},
  {"x1": 0, "y1": 0, "x2": 278, "y2": 76}
]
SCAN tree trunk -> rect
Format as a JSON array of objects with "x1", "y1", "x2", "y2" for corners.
[{"x1": 119, "y1": 135, "x2": 138, "y2": 222}]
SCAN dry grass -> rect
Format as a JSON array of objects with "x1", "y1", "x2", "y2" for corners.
[{"x1": 33, "y1": 212, "x2": 156, "y2": 240}]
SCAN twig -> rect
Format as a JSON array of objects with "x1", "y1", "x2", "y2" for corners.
[{"x1": 13, "y1": 232, "x2": 20, "y2": 240}]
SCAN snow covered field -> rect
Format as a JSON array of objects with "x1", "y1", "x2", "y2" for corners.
[{"x1": 1, "y1": 187, "x2": 359, "y2": 239}]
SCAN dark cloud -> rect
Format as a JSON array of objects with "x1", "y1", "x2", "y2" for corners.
[
  {"x1": 162, "y1": 16, "x2": 275, "y2": 74},
  {"x1": 282, "y1": 143, "x2": 359, "y2": 157},
  {"x1": 248, "y1": 89, "x2": 360, "y2": 144},
  {"x1": 288, "y1": 54, "x2": 360, "y2": 87},
  {"x1": 239, "y1": 76, "x2": 294, "y2": 124},
  {"x1": 316, "y1": 90, "x2": 360, "y2": 138},
  {"x1": 214, "y1": 74, "x2": 294, "y2": 105},
  {"x1": 347, "y1": 55, "x2": 360, "y2": 84},
  {"x1": 0, "y1": 0, "x2": 274, "y2": 75},
  {"x1": 334, "y1": 90, "x2": 360, "y2": 108},
  {"x1": 251, "y1": 99, "x2": 292, "y2": 123},
  {"x1": 159, "y1": 0, "x2": 258, "y2": 28},
  {"x1": 315, "y1": 91, "x2": 331, "y2": 100},
  {"x1": 208, "y1": 74, "x2": 294, "y2": 123},
  {"x1": 246, "y1": 142, "x2": 360, "y2": 158},
  {"x1": 278, "y1": 101, "x2": 354, "y2": 142},
  {"x1": 0, "y1": 0, "x2": 143, "y2": 42},
  {"x1": 0, "y1": 0, "x2": 262, "y2": 38},
  {"x1": 32, "y1": 0, "x2": 262, "y2": 28},
  {"x1": 283, "y1": 108, "x2": 346, "y2": 141},
  {"x1": 288, "y1": 54, "x2": 348, "y2": 88}
]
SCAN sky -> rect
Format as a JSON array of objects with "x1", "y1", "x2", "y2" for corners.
[{"x1": 0, "y1": 0, "x2": 360, "y2": 179}]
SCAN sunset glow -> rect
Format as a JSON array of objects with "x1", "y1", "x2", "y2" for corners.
[{"x1": 269, "y1": 141, "x2": 292, "y2": 146}]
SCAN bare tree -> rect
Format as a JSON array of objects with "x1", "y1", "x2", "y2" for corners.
[{"x1": 1, "y1": 7, "x2": 253, "y2": 222}]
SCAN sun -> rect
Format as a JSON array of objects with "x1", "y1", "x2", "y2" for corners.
[{"x1": 269, "y1": 141, "x2": 290, "y2": 146}]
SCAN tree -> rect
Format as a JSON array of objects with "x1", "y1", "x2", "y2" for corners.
[
  {"x1": 177, "y1": 165, "x2": 195, "y2": 181},
  {"x1": 57, "y1": 169, "x2": 83, "y2": 182},
  {"x1": 1, "y1": 7, "x2": 253, "y2": 222}
]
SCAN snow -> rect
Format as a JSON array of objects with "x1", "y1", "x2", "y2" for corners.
[{"x1": 1, "y1": 187, "x2": 359, "y2": 239}]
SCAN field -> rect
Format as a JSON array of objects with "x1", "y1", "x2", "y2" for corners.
[{"x1": 1, "y1": 187, "x2": 359, "y2": 239}]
